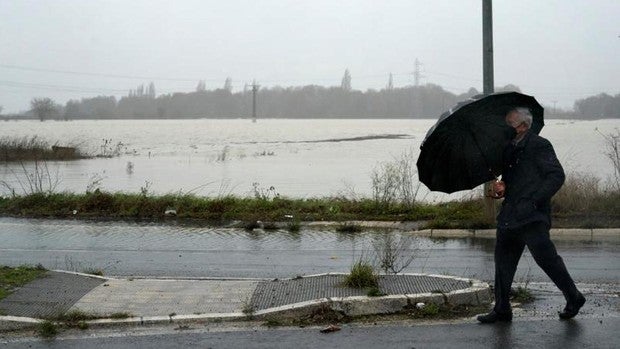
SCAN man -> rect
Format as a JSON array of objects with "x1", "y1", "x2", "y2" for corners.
[{"x1": 477, "y1": 107, "x2": 585, "y2": 323}]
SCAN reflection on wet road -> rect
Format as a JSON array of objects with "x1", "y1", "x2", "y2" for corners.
[{"x1": 0, "y1": 217, "x2": 618, "y2": 282}]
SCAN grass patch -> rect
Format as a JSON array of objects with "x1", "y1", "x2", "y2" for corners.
[
  {"x1": 0, "y1": 265, "x2": 47, "y2": 301},
  {"x1": 37, "y1": 320, "x2": 58, "y2": 338},
  {"x1": 343, "y1": 260, "x2": 378, "y2": 289}
]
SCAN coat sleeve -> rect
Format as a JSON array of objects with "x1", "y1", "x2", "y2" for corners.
[{"x1": 531, "y1": 138, "x2": 565, "y2": 203}]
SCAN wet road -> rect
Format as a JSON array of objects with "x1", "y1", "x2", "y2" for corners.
[
  {"x1": 2, "y1": 317, "x2": 618, "y2": 348},
  {"x1": 0, "y1": 217, "x2": 618, "y2": 283}
]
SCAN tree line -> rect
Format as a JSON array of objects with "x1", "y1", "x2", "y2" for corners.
[
  {"x1": 11, "y1": 79, "x2": 619, "y2": 121},
  {"x1": 24, "y1": 84, "x2": 527, "y2": 121}
]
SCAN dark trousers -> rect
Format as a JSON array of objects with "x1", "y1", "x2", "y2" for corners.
[{"x1": 493, "y1": 221, "x2": 579, "y2": 314}]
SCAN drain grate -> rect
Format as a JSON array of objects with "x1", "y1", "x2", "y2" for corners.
[
  {"x1": 0, "y1": 271, "x2": 106, "y2": 318},
  {"x1": 250, "y1": 274, "x2": 470, "y2": 311}
]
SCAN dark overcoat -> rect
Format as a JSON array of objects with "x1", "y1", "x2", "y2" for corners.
[{"x1": 497, "y1": 131, "x2": 565, "y2": 229}]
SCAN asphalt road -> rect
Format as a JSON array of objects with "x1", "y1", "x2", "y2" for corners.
[
  {"x1": 1, "y1": 218, "x2": 618, "y2": 348},
  {"x1": 2, "y1": 317, "x2": 617, "y2": 348},
  {"x1": 1, "y1": 218, "x2": 618, "y2": 283}
]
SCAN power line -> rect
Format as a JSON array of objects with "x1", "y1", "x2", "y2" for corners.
[
  {"x1": 0, "y1": 79, "x2": 182, "y2": 94},
  {"x1": 0, "y1": 63, "x2": 220, "y2": 82}
]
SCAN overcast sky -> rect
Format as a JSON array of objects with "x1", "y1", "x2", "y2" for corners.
[{"x1": 0, "y1": 0, "x2": 618, "y2": 113}]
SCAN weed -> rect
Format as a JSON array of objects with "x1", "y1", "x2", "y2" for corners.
[
  {"x1": 372, "y1": 233, "x2": 417, "y2": 274},
  {"x1": 336, "y1": 222, "x2": 363, "y2": 233},
  {"x1": 53, "y1": 310, "x2": 99, "y2": 323},
  {"x1": 251, "y1": 182, "x2": 279, "y2": 200},
  {"x1": 76, "y1": 321, "x2": 89, "y2": 330},
  {"x1": 0, "y1": 160, "x2": 60, "y2": 196},
  {"x1": 511, "y1": 286, "x2": 535, "y2": 303},
  {"x1": 216, "y1": 146, "x2": 230, "y2": 162},
  {"x1": 262, "y1": 221, "x2": 279, "y2": 230},
  {"x1": 286, "y1": 220, "x2": 301, "y2": 233},
  {"x1": 370, "y1": 148, "x2": 420, "y2": 209},
  {"x1": 344, "y1": 260, "x2": 378, "y2": 289},
  {"x1": 597, "y1": 128, "x2": 620, "y2": 190},
  {"x1": 263, "y1": 317, "x2": 283, "y2": 327},
  {"x1": 37, "y1": 320, "x2": 58, "y2": 338},
  {"x1": 291, "y1": 303, "x2": 348, "y2": 326},
  {"x1": 366, "y1": 286, "x2": 383, "y2": 297},
  {"x1": 85, "y1": 173, "x2": 105, "y2": 193},
  {"x1": 419, "y1": 303, "x2": 440, "y2": 316},
  {"x1": 110, "y1": 312, "x2": 132, "y2": 319},
  {"x1": 82, "y1": 268, "x2": 104, "y2": 276},
  {"x1": 97, "y1": 139, "x2": 126, "y2": 158},
  {"x1": 242, "y1": 297, "x2": 255, "y2": 317}
]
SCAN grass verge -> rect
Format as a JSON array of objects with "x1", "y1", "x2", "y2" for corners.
[
  {"x1": 0, "y1": 265, "x2": 47, "y2": 301},
  {"x1": 0, "y1": 175, "x2": 618, "y2": 228}
]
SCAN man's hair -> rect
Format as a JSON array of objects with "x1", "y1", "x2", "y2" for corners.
[{"x1": 510, "y1": 107, "x2": 533, "y2": 128}]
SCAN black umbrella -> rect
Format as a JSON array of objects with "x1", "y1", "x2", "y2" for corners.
[{"x1": 416, "y1": 91, "x2": 544, "y2": 193}]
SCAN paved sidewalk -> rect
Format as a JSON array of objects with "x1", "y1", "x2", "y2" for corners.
[{"x1": 0, "y1": 270, "x2": 490, "y2": 328}]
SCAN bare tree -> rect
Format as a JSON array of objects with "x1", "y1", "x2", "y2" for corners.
[
  {"x1": 30, "y1": 98, "x2": 57, "y2": 121},
  {"x1": 598, "y1": 128, "x2": 620, "y2": 190},
  {"x1": 372, "y1": 233, "x2": 417, "y2": 274}
]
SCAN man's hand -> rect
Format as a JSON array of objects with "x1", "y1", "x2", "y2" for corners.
[{"x1": 491, "y1": 180, "x2": 505, "y2": 199}]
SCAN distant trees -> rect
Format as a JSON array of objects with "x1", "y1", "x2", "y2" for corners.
[
  {"x1": 64, "y1": 100, "x2": 80, "y2": 120},
  {"x1": 31, "y1": 97, "x2": 59, "y2": 121},
  {"x1": 574, "y1": 93, "x2": 620, "y2": 119},
  {"x1": 64, "y1": 83, "x2": 471, "y2": 119},
  {"x1": 34, "y1": 81, "x2": 617, "y2": 120}
]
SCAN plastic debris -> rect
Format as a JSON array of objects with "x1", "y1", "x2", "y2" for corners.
[{"x1": 320, "y1": 324, "x2": 341, "y2": 333}]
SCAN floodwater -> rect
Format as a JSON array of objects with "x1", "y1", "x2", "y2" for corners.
[
  {"x1": 0, "y1": 217, "x2": 617, "y2": 282},
  {"x1": 1, "y1": 118, "x2": 618, "y2": 200}
]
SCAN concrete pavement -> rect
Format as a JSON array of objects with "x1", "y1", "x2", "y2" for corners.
[{"x1": 0, "y1": 270, "x2": 490, "y2": 329}]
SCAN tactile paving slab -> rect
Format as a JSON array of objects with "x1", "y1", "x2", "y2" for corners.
[
  {"x1": 0, "y1": 271, "x2": 106, "y2": 318},
  {"x1": 250, "y1": 274, "x2": 470, "y2": 311}
]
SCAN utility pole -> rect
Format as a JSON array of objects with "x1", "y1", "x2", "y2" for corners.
[
  {"x1": 482, "y1": 0, "x2": 496, "y2": 223},
  {"x1": 251, "y1": 80, "x2": 259, "y2": 123}
]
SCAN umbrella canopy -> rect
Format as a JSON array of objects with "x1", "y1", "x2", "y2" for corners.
[{"x1": 416, "y1": 91, "x2": 544, "y2": 193}]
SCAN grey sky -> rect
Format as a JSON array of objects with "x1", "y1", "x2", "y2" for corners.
[{"x1": 0, "y1": 0, "x2": 618, "y2": 113}]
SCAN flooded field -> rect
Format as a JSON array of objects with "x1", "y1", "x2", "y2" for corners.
[{"x1": 1, "y1": 118, "x2": 618, "y2": 200}]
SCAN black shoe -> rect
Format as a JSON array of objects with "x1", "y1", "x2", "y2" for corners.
[
  {"x1": 559, "y1": 292, "x2": 586, "y2": 320},
  {"x1": 477, "y1": 310, "x2": 513, "y2": 323}
]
